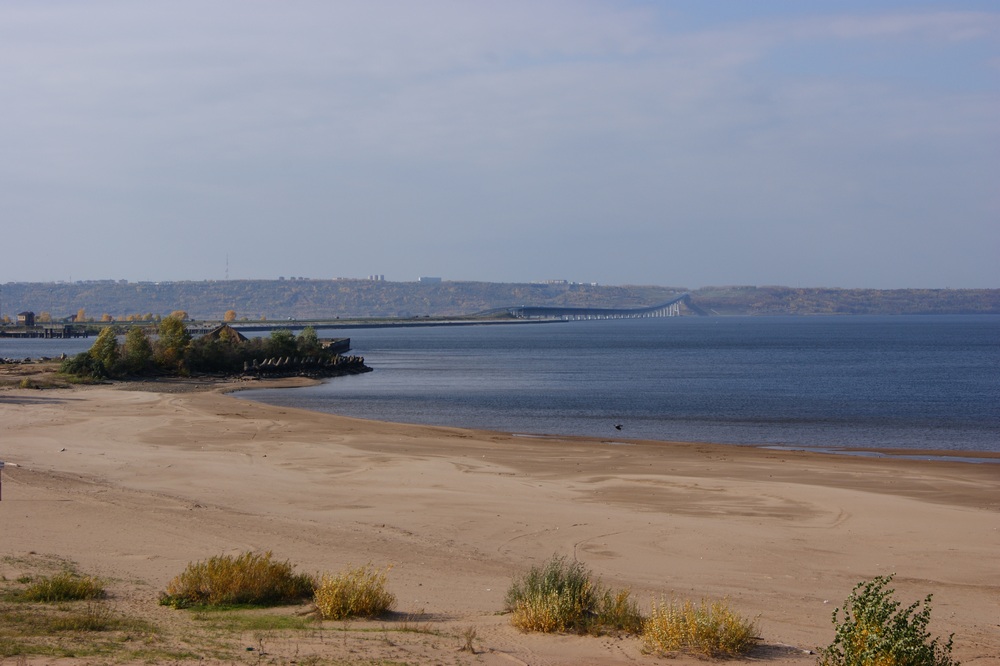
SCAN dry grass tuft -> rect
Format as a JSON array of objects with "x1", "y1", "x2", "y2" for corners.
[
  {"x1": 459, "y1": 625, "x2": 478, "y2": 653},
  {"x1": 642, "y1": 597, "x2": 759, "y2": 658},
  {"x1": 506, "y1": 555, "x2": 643, "y2": 635},
  {"x1": 313, "y1": 564, "x2": 396, "y2": 621},
  {"x1": 159, "y1": 551, "x2": 314, "y2": 608}
]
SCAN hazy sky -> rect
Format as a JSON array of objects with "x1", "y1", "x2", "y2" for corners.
[{"x1": 2, "y1": 1, "x2": 998, "y2": 288}]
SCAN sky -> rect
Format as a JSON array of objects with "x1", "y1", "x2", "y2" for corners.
[{"x1": 1, "y1": 1, "x2": 998, "y2": 288}]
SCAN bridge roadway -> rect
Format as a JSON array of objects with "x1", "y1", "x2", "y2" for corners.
[{"x1": 504, "y1": 293, "x2": 705, "y2": 320}]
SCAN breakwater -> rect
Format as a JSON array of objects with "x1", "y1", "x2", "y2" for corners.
[{"x1": 241, "y1": 354, "x2": 371, "y2": 379}]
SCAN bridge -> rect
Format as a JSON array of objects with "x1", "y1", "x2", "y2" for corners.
[{"x1": 504, "y1": 293, "x2": 706, "y2": 320}]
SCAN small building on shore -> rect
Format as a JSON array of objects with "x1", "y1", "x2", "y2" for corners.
[{"x1": 16, "y1": 312, "x2": 35, "y2": 327}]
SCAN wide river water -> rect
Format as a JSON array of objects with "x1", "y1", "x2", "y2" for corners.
[
  {"x1": 6, "y1": 316, "x2": 998, "y2": 458},
  {"x1": 243, "y1": 315, "x2": 999, "y2": 458}
]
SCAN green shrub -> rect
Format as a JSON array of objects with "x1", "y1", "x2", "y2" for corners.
[
  {"x1": 18, "y1": 572, "x2": 105, "y2": 602},
  {"x1": 313, "y1": 564, "x2": 396, "y2": 620},
  {"x1": 642, "y1": 597, "x2": 759, "y2": 658},
  {"x1": 159, "y1": 551, "x2": 314, "y2": 608},
  {"x1": 505, "y1": 555, "x2": 643, "y2": 635},
  {"x1": 59, "y1": 352, "x2": 108, "y2": 380},
  {"x1": 819, "y1": 574, "x2": 958, "y2": 666}
]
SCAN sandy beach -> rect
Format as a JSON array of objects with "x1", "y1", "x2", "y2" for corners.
[{"x1": 1, "y1": 380, "x2": 998, "y2": 665}]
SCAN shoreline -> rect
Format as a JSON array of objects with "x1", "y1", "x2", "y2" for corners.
[
  {"x1": 2, "y1": 380, "x2": 999, "y2": 664},
  {"x1": 228, "y1": 375, "x2": 1000, "y2": 464}
]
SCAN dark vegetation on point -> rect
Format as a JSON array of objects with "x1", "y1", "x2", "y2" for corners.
[{"x1": 59, "y1": 318, "x2": 367, "y2": 380}]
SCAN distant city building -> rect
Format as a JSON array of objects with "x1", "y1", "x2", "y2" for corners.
[
  {"x1": 418, "y1": 277, "x2": 442, "y2": 284},
  {"x1": 531, "y1": 279, "x2": 598, "y2": 286},
  {"x1": 368, "y1": 274, "x2": 385, "y2": 281}
]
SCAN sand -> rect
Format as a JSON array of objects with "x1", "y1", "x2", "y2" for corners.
[{"x1": 1, "y1": 380, "x2": 998, "y2": 665}]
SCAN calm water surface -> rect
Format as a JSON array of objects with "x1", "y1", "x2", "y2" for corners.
[
  {"x1": 238, "y1": 316, "x2": 1000, "y2": 455},
  {"x1": 0, "y1": 336, "x2": 95, "y2": 360}
]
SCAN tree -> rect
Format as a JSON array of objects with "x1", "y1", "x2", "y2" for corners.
[
  {"x1": 169, "y1": 310, "x2": 189, "y2": 321},
  {"x1": 224, "y1": 309, "x2": 237, "y2": 322},
  {"x1": 265, "y1": 329, "x2": 297, "y2": 358},
  {"x1": 89, "y1": 327, "x2": 120, "y2": 376},
  {"x1": 186, "y1": 336, "x2": 241, "y2": 374},
  {"x1": 37, "y1": 312, "x2": 52, "y2": 323},
  {"x1": 77, "y1": 308, "x2": 86, "y2": 322},
  {"x1": 121, "y1": 327, "x2": 153, "y2": 375},
  {"x1": 155, "y1": 315, "x2": 192, "y2": 372},
  {"x1": 297, "y1": 327, "x2": 322, "y2": 356}
]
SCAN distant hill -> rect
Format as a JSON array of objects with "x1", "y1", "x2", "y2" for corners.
[
  {"x1": 2, "y1": 280, "x2": 998, "y2": 322},
  {"x1": 1, "y1": 279, "x2": 685, "y2": 321},
  {"x1": 691, "y1": 286, "x2": 1000, "y2": 316}
]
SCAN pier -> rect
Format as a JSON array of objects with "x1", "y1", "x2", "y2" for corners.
[{"x1": 0, "y1": 325, "x2": 89, "y2": 339}]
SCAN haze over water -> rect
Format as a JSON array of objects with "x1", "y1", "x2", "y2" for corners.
[{"x1": 242, "y1": 316, "x2": 1000, "y2": 457}]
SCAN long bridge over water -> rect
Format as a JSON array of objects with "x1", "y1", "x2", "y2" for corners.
[{"x1": 504, "y1": 293, "x2": 706, "y2": 320}]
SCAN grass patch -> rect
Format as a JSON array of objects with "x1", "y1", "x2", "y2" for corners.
[
  {"x1": 642, "y1": 597, "x2": 760, "y2": 658},
  {"x1": 819, "y1": 574, "x2": 958, "y2": 666},
  {"x1": 505, "y1": 555, "x2": 643, "y2": 635},
  {"x1": 159, "y1": 551, "x2": 315, "y2": 608},
  {"x1": 192, "y1": 608, "x2": 315, "y2": 632},
  {"x1": 0, "y1": 601, "x2": 161, "y2": 659},
  {"x1": 15, "y1": 571, "x2": 105, "y2": 602},
  {"x1": 1, "y1": 602, "x2": 151, "y2": 634},
  {"x1": 314, "y1": 564, "x2": 396, "y2": 620}
]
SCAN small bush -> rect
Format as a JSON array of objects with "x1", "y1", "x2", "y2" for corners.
[
  {"x1": 596, "y1": 588, "x2": 645, "y2": 634},
  {"x1": 819, "y1": 574, "x2": 958, "y2": 666},
  {"x1": 505, "y1": 555, "x2": 643, "y2": 635},
  {"x1": 160, "y1": 551, "x2": 314, "y2": 608},
  {"x1": 313, "y1": 564, "x2": 396, "y2": 620},
  {"x1": 18, "y1": 572, "x2": 105, "y2": 602},
  {"x1": 59, "y1": 352, "x2": 108, "y2": 380},
  {"x1": 642, "y1": 598, "x2": 759, "y2": 658}
]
